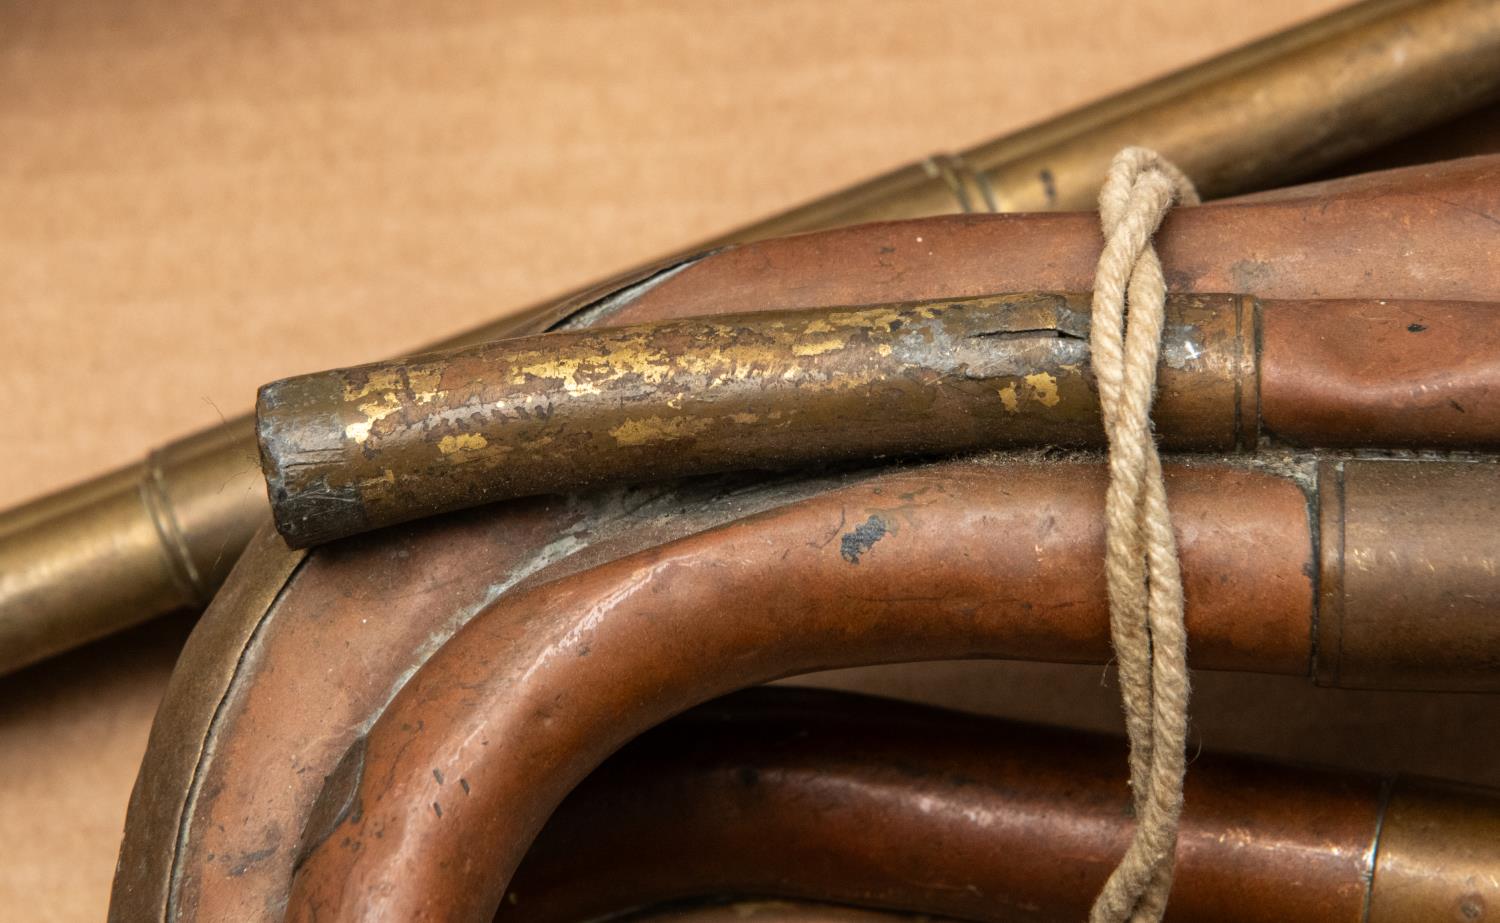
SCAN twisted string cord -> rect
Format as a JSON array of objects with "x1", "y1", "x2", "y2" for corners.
[{"x1": 1087, "y1": 147, "x2": 1199, "y2": 923}]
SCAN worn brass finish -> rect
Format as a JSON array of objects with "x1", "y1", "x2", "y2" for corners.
[
  {"x1": 503, "y1": 687, "x2": 1497, "y2": 923},
  {"x1": 259, "y1": 289, "x2": 1500, "y2": 548},
  {"x1": 7, "y1": 0, "x2": 1500, "y2": 670},
  {"x1": 1369, "y1": 777, "x2": 1500, "y2": 923},
  {"x1": 1317, "y1": 460, "x2": 1500, "y2": 691},
  {"x1": 258, "y1": 293, "x2": 1252, "y2": 547},
  {"x1": 966, "y1": 0, "x2": 1500, "y2": 211},
  {"x1": 0, "y1": 422, "x2": 265, "y2": 671}
]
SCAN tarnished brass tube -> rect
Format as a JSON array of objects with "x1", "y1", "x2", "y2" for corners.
[
  {"x1": 5, "y1": 0, "x2": 1500, "y2": 673},
  {"x1": 503, "y1": 687, "x2": 1499, "y2": 923},
  {"x1": 257, "y1": 292, "x2": 1255, "y2": 547},
  {"x1": 284, "y1": 457, "x2": 1500, "y2": 923},
  {"x1": 259, "y1": 294, "x2": 1500, "y2": 547},
  {"x1": 0, "y1": 424, "x2": 265, "y2": 669},
  {"x1": 1319, "y1": 459, "x2": 1500, "y2": 691}
]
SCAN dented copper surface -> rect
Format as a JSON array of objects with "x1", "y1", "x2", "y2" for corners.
[
  {"x1": 258, "y1": 293, "x2": 1256, "y2": 547},
  {"x1": 274, "y1": 456, "x2": 1497, "y2": 922},
  {"x1": 8, "y1": 0, "x2": 1500, "y2": 670},
  {"x1": 502, "y1": 687, "x2": 1498, "y2": 923},
  {"x1": 1260, "y1": 299, "x2": 1500, "y2": 448}
]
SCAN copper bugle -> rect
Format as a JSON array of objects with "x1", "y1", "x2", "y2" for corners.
[
  {"x1": 4, "y1": 0, "x2": 1499, "y2": 674},
  {"x1": 112, "y1": 449, "x2": 1500, "y2": 921},
  {"x1": 502, "y1": 687, "x2": 1499, "y2": 923},
  {"x1": 257, "y1": 292, "x2": 1500, "y2": 547},
  {"x1": 111, "y1": 157, "x2": 1500, "y2": 919}
]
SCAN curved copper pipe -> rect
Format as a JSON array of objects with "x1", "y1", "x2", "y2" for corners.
[
  {"x1": 284, "y1": 456, "x2": 1500, "y2": 920},
  {"x1": 501, "y1": 687, "x2": 1497, "y2": 923}
]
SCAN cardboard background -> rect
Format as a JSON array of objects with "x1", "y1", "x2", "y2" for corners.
[{"x1": 16, "y1": 2, "x2": 1483, "y2": 918}]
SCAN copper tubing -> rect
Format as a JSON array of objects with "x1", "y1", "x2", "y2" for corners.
[
  {"x1": 501, "y1": 687, "x2": 1500, "y2": 923},
  {"x1": 282, "y1": 456, "x2": 1500, "y2": 922},
  {"x1": 7, "y1": 0, "x2": 1500, "y2": 671},
  {"x1": 111, "y1": 161, "x2": 1500, "y2": 921},
  {"x1": 258, "y1": 292, "x2": 1500, "y2": 547},
  {"x1": 112, "y1": 452, "x2": 1499, "y2": 922}
]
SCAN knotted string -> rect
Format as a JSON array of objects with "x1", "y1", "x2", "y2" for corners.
[{"x1": 1086, "y1": 147, "x2": 1199, "y2": 923}]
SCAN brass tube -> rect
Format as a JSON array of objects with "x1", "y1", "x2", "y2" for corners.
[
  {"x1": 5, "y1": 0, "x2": 1500, "y2": 672},
  {"x1": 258, "y1": 293, "x2": 1500, "y2": 548},
  {"x1": 502, "y1": 687, "x2": 1498, "y2": 923},
  {"x1": 1317, "y1": 459, "x2": 1500, "y2": 691},
  {"x1": 257, "y1": 292, "x2": 1254, "y2": 547}
]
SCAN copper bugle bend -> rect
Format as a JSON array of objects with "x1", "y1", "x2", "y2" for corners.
[
  {"x1": 112, "y1": 156, "x2": 1500, "y2": 923},
  {"x1": 283, "y1": 454, "x2": 1500, "y2": 922},
  {"x1": 502, "y1": 687, "x2": 1500, "y2": 923}
]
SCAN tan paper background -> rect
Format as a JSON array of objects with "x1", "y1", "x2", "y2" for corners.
[{"x1": 10, "y1": 1, "x2": 1459, "y2": 918}]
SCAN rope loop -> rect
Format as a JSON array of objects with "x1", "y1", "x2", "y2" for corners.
[{"x1": 1087, "y1": 147, "x2": 1197, "y2": 923}]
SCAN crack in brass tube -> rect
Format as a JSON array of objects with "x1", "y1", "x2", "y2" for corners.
[
  {"x1": 258, "y1": 294, "x2": 1500, "y2": 549},
  {"x1": 4, "y1": 0, "x2": 1500, "y2": 672},
  {"x1": 257, "y1": 292, "x2": 1251, "y2": 547}
]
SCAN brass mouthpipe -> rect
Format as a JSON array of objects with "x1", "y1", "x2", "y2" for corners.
[
  {"x1": 503, "y1": 687, "x2": 1499, "y2": 923},
  {"x1": 284, "y1": 456, "x2": 1500, "y2": 922},
  {"x1": 257, "y1": 294, "x2": 1500, "y2": 547},
  {"x1": 3, "y1": 0, "x2": 1498, "y2": 674}
]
